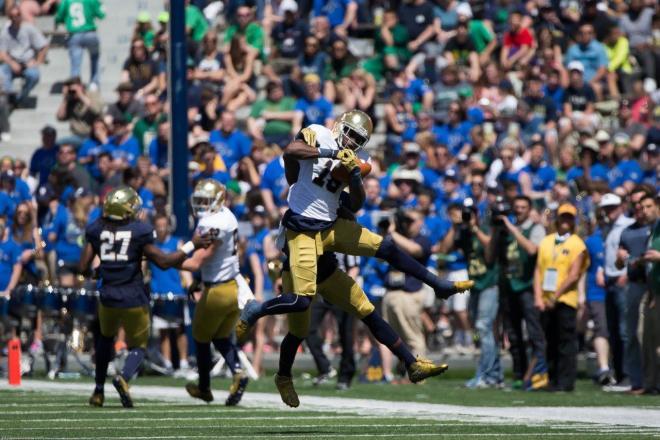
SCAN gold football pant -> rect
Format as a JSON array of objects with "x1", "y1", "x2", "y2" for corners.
[
  {"x1": 283, "y1": 268, "x2": 375, "y2": 339},
  {"x1": 192, "y1": 280, "x2": 240, "y2": 343},
  {"x1": 285, "y1": 218, "x2": 383, "y2": 298},
  {"x1": 98, "y1": 304, "x2": 150, "y2": 349}
]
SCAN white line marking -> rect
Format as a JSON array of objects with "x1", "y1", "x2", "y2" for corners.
[{"x1": 2, "y1": 380, "x2": 660, "y2": 431}]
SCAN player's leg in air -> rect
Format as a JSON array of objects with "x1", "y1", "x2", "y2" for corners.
[
  {"x1": 186, "y1": 279, "x2": 248, "y2": 406},
  {"x1": 89, "y1": 304, "x2": 150, "y2": 408},
  {"x1": 274, "y1": 253, "x2": 449, "y2": 407},
  {"x1": 237, "y1": 218, "x2": 473, "y2": 342}
]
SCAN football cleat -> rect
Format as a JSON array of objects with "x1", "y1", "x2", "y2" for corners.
[
  {"x1": 225, "y1": 372, "x2": 249, "y2": 406},
  {"x1": 525, "y1": 372, "x2": 549, "y2": 391},
  {"x1": 88, "y1": 391, "x2": 104, "y2": 407},
  {"x1": 274, "y1": 374, "x2": 300, "y2": 408},
  {"x1": 235, "y1": 299, "x2": 261, "y2": 344},
  {"x1": 186, "y1": 382, "x2": 214, "y2": 403},
  {"x1": 407, "y1": 357, "x2": 449, "y2": 383},
  {"x1": 112, "y1": 375, "x2": 134, "y2": 408},
  {"x1": 435, "y1": 280, "x2": 475, "y2": 300}
]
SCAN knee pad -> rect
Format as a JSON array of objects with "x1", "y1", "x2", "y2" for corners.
[{"x1": 375, "y1": 235, "x2": 396, "y2": 259}]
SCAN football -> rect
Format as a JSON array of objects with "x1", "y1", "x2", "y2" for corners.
[{"x1": 330, "y1": 160, "x2": 372, "y2": 183}]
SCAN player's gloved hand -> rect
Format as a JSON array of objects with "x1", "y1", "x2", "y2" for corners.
[
  {"x1": 337, "y1": 149, "x2": 360, "y2": 172},
  {"x1": 300, "y1": 127, "x2": 317, "y2": 147},
  {"x1": 192, "y1": 232, "x2": 213, "y2": 249}
]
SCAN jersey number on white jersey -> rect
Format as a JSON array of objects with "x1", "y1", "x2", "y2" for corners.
[{"x1": 312, "y1": 161, "x2": 341, "y2": 193}]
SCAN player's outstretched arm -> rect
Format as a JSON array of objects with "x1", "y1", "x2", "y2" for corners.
[
  {"x1": 284, "y1": 128, "x2": 337, "y2": 160},
  {"x1": 144, "y1": 232, "x2": 212, "y2": 269},
  {"x1": 179, "y1": 242, "x2": 220, "y2": 272}
]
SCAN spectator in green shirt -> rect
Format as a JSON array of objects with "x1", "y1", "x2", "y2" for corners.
[
  {"x1": 456, "y1": 3, "x2": 496, "y2": 65},
  {"x1": 247, "y1": 81, "x2": 297, "y2": 148},
  {"x1": 185, "y1": 0, "x2": 208, "y2": 43},
  {"x1": 55, "y1": 0, "x2": 105, "y2": 88},
  {"x1": 133, "y1": 93, "x2": 166, "y2": 154},
  {"x1": 363, "y1": 9, "x2": 410, "y2": 81},
  {"x1": 223, "y1": 5, "x2": 265, "y2": 60},
  {"x1": 132, "y1": 11, "x2": 155, "y2": 51}
]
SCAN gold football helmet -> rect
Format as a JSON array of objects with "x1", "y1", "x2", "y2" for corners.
[
  {"x1": 103, "y1": 187, "x2": 142, "y2": 221},
  {"x1": 191, "y1": 179, "x2": 226, "y2": 217},
  {"x1": 332, "y1": 110, "x2": 373, "y2": 151}
]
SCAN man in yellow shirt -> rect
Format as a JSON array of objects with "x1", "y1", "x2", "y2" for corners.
[{"x1": 534, "y1": 203, "x2": 589, "y2": 391}]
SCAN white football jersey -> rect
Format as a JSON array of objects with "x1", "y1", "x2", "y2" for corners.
[
  {"x1": 195, "y1": 208, "x2": 240, "y2": 283},
  {"x1": 287, "y1": 124, "x2": 370, "y2": 222}
]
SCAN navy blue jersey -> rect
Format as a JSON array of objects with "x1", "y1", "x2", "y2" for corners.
[{"x1": 85, "y1": 218, "x2": 156, "y2": 308}]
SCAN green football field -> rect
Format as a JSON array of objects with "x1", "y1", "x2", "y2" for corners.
[{"x1": 1, "y1": 373, "x2": 659, "y2": 439}]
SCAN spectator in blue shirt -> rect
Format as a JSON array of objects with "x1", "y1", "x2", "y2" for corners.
[
  {"x1": 192, "y1": 143, "x2": 230, "y2": 188},
  {"x1": 29, "y1": 125, "x2": 59, "y2": 187},
  {"x1": 148, "y1": 119, "x2": 170, "y2": 170},
  {"x1": 610, "y1": 133, "x2": 643, "y2": 191},
  {"x1": 520, "y1": 142, "x2": 556, "y2": 204},
  {"x1": 435, "y1": 102, "x2": 472, "y2": 156},
  {"x1": 124, "y1": 167, "x2": 155, "y2": 214},
  {"x1": 564, "y1": 23, "x2": 608, "y2": 100},
  {"x1": 209, "y1": 111, "x2": 252, "y2": 172},
  {"x1": 78, "y1": 118, "x2": 109, "y2": 181},
  {"x1": 313, "y1": 0, "x2": 358, "y2": 38},
  {"x1": 260, "y1": 156, "x2": 287, "y2": 221},
  {"x1": 149, "y1": 214, "x2": 191, "y2": 374},
  {"x1": 103, "y1": 115, "x2": 140, "y2": 168},
  {"x1": 0, "y1": 216, "x2": 22, "y2": 298},
  {"x1": 584, "y1": 226, "x2": 614, "y2": 385},
  {"x1": 292, "y1": 35, "x2": 328, "y2": 87},
  {"x1": 566, "y1": 140, "x2": 610, "y2": 185},
  {"x1": 294, "y1": 73, "x2": 333, "y2": 130},
  {"x1": 45, "y1": 190, "x2": 92, "y2": 286}
]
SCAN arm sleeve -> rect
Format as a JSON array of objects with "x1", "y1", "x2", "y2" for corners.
[
  {"x1": 54, "y1": 0, "x2": 67, "y2": 24},
  {"x1": 94, "y1": 0, "x2": 106, "y2": 19}
]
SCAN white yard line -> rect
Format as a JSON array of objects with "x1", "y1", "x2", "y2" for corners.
[{"x1": 2, "y1": 380, "x2": 660, "y2": 431}]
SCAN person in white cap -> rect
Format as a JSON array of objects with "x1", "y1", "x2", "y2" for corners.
[
  {"x1": 600, "y1": 192, "x2": 634, "y2": 386},
  {"x1": 563, "y1": 60, "x2": 597, "y2": 120}
]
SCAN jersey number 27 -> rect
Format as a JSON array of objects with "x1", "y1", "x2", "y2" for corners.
[{"x1": 100, "y1": 230, "x2": 132, "y2": 262}]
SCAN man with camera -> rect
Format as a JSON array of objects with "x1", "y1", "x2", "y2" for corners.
[
  {"x1": 55, "y1": 76, "x2": 103, "y2": 147},
  {"x1": 462, "y1": 200, "x2": 502, "y2": 388},
  {"x1": 490, "y1": 195, "x2": 548, "y2": 390},
  {"x1": 382, "y1": 209, "x2": 433, "y2": 359}
]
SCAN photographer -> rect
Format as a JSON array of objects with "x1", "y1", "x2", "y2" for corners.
[
  {"x1": 55, "y1": 77, "x2": 103, "y2": 147},
  {"x1": 438, "y1": 202, "x2": 473, "y2": 352},
  {"x1": 382, "y1": 209, "x2": 432, "y2": 360},
  {"x1": 489, "y1": 195, "x2": 548, "y2": 390},
  {"x1": 463, "y1": 202, "x2": 502, "y2": 388}
]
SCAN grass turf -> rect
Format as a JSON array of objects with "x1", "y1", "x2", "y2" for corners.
[
  {"x1": 39, "y1": 369, "x2": 660, "y2": 408},
  {"x1": 0, "y1": 389, "x2": 657, "y2": 439}
]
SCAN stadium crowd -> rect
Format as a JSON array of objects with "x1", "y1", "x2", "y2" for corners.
[{"x1": 0, "y1": 0, "x2": 659, "y2": 394}]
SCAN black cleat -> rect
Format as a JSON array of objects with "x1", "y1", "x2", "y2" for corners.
[
  {"x1": 186, "y1": 382, "x2": 214, "y2": 403},
  {"x1": 225, "y1": 372, "x2": 249, "y2": 406},
  {"x1": 88, "y1": 391, "x2": 104, "y2": 407}
]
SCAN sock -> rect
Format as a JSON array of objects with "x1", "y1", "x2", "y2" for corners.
[
  {"x1": 213, "y1": 338, "x2": 241, "y2": 374},
  {"x1": 362, "y1": 312, "x2": 416, "y2": 367},
  {"x1": 278, "y1": 333, "x2": 303, "y2": 378},
  {"x1": 250, "y1": 294, "x2": 312, "y2": 325},
  {"x1": 180, "y1": 359, "x2": 189, "y2": 369},
  {"x1": 375, "y1": 236, "x2": 454, "y2": 294},
  {"x1": 121, "y1": 348, "x2": 146, "y2": 382},
  {"x1": 196, "y1": 341, "x2": 212, "y2": 391},
  {"x1": 163, "y1": 358, "x2": 173, "y2": 369},
  {"x1": 94, "y1": 335, "x2": 114, "y2": 392}
]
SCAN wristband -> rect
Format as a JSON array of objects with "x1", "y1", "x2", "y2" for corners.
[
  {"x1": 318, "y1": 148, "x2": 338, "y2": 159},
  {"x1": 181, "y1": 241, "x2": 195, "y2": 255}
]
